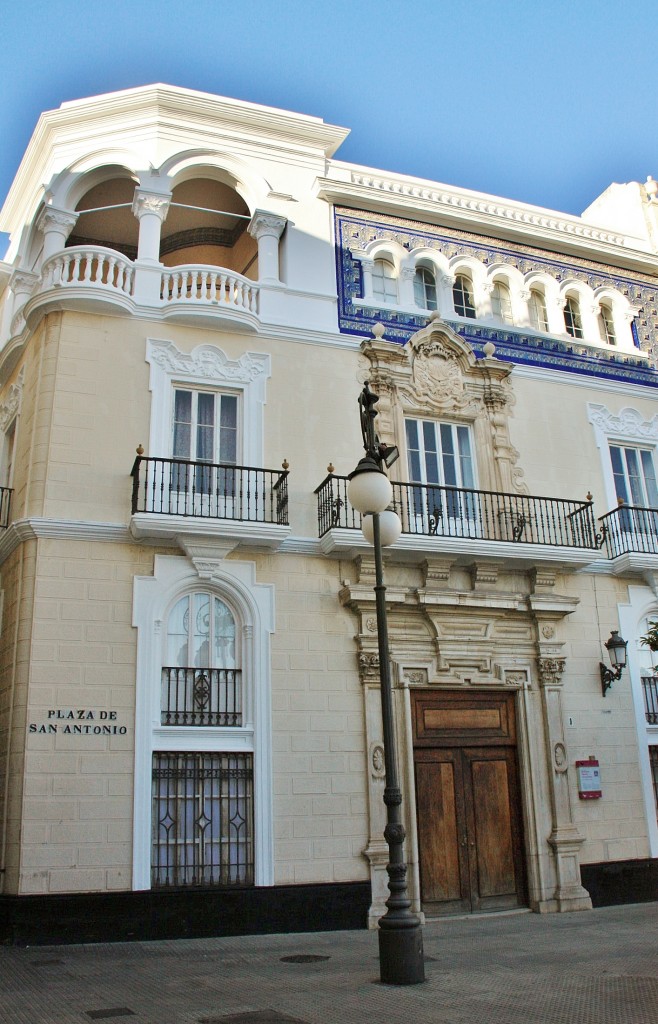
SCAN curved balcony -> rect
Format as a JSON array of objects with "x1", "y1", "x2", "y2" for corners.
[
  {"x1": 18, "y1": 248, "x2": 261, "y2": 334},
  {"x1": 159, "y1": 265, "x2": 260, "y2": 330}
]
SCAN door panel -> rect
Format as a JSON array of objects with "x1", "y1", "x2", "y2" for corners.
[
  {"x1": 415, "y1": 753, "x2": 469, "y2": 913},
  {"x1": 466, "y1": 750, "x2": 520, "y2": 909},
  {"x1": 413, "y1": 692, "x2": 526, "y2": 915}
]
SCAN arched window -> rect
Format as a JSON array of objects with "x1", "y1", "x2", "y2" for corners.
[
  {"x1": 599, "y1": 302, "x2": 617, "y2": 346},
  {"x1": 372, "y1": 259, "x2": 397, "y2": 302},
  {"x1": 152, "y1": 590, "x2": 253, "y2": 889},
  {"x1": 162, "y1": 592, "x2": 239, "y2": 726},
  {"x1": 414, "y1": 267, "x2": 438, "y2": 310},
  {"x1": 564, "y1": 295, "x2": 583, "y2": 339},
  {"x1": 453, "y1": 274, "x2": 476, "y2": 318},
  {"x1": 528, "y1": 289, "x2": 549, "y2": 332},
  {"x1": 491, "y1": 281, "x2": 513, "y2": 324}
]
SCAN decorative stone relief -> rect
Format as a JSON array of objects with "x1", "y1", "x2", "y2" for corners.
[
  {"x1": 537, "y1": 658, "x2": 566, "y2": 686},
  {"x1": 403, "y1": 668, "x2": 428, "y2": 687},
  {"x1": 358, "y1": 651, "x2": 380, "y2": 682},
  {"x1": 0, "y1": 367, "x2": 24, "y2": 432},
  {"x1": 504, "y1": 669, "x2": 529, "y2": 689},
  {"x1": 588, "y1": 403, "x2": 658, "y2": 443},
  {"x1": 370, "y1": 743, "x2": 385, "y2": 779},
  {"x1": 148, "y1": 338, "x2": 269, "y2": 384},
  {"x1": 553, "y1": 742, "x2": 568, "y2": 773}
]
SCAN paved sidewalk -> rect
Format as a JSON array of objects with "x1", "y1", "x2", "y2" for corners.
[{"x1": 1, "y1": 903, "x2": 656, "y2": 1024}]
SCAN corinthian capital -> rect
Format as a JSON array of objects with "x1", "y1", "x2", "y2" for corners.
[
  {"x1": 132, "y1": 190, "x2": 171, "y2": 221},
  {"x1": 537, "y1": 657, "x2": 566, "y2": 687},
  {"x1": 36, "y1": 206, "x2": 78, "y2": 235},
  {"x1": 248, "y1": 210, "x2": 287, "y2": 241}
]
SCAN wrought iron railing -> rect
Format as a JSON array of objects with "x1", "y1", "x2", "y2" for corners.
[
  {"x1": 315, "y1": 475, "x2": 599, "y2": 549},
  {"x1": 0, "y1": 487, "x2": 11, "y2": 528},
  {"x1": 161, "y1": 667, "x2": 242, "y2": 727},
  {"x1": 131, "y1": 456, "x2": 289, "y2": 524},
  {"x1": 598, "y1": 504, "x2": 658, "y2": 557},
  {"x1": 641, "y1": 676, "x2": 658, "y2": 725},
  {"x1": 151, "y1": 751, "x2": 254, "y2": 888}
]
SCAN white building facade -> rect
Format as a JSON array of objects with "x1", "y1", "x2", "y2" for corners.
[{"x1": 0, "y1": 85, "x2": 656, "y2": 942}]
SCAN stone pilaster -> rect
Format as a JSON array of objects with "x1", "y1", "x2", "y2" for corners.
[{"x1": 536, "y1": 653, "x2": 592, "y2": 912}]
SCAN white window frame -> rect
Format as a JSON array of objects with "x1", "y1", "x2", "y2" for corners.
[
  {"x1": 452, "y1": 274, "x2": 476, "y2": 318},
  {"x1": 618, "y1": 587, "x2": 658, "y2": 858},
  {"x1": 528, "y1": 288, "x2": 549, "y2": 332},
  {"x1": 414, "y1": 266, "x2": 438, "y2": 311},
  {"x1": 598, "y1": 302, "x2": 617, "y2": 346},
  {"x1": 491, "y1": 280, "x2": 514, "y2": 325},
  {"x1": 372, "y1": 258, "x2": 398, "y2": 303},
  {"x1": 132, "y1": 554, "x2": 275, "y2": 890},
  {"x1": 404, "y1": 417, "x2": 478, "y2": 535},
  {"x1": 172, "y1": 387, "x2": 241, "y2": 467},
  {"x1": 588, "y1": 404, "x2": 658, "y2": 512},
  {"x1": 564, "y1": 295, "x2": 584, "y2": 339},
  {"x1": 146, "y1": 338, "x2": 270, "y2": 468}
]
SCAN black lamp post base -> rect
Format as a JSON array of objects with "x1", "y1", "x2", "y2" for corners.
[{"x1": 378, "y1": 921, "x2": 425, "y2": 985}]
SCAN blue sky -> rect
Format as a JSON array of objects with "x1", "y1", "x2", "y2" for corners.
[{"x1": 1, "y1": 0, "x2": 656, "y2": 255}]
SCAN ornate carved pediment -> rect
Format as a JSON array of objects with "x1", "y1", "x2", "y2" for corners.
[{"x1": 359, "y1": 318, "x2": 526, "y2": 494}]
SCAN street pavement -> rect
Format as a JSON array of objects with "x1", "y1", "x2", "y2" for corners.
[{"x1": 1, "y1": 902, "x2": 656, "y2": 1024}]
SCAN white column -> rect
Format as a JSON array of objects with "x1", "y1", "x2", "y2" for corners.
[
  {"x1": 582, "y1": 302, "x2": 601, "y2": 344},
  {"x1": 132, "y1": 190, "x2": 171, "y2": 264},
  {"x1": 360, "y1": 258, "x2": 375, "y2": 301},
  {"x1": 548, "y1": 295, "x2": 567, "y2": 335},
  {"x1": 36, "y1": 206, "x2": 79, "y2": 260},
  {"x1": 248, "y1": 211, "x2": 287, "y2": 284},
  {"x1": 439, "y1": 272, "x2": 455, "y2": 316},
  {"x1": 618, "y1": 307, "x2": 639, "y2": 350},
  {"x1": 399, "y1": 263, "x2": 416, "y2": 308},
  {"x1": 132, "y1": 190, "x2": 171, "y2": 305}
]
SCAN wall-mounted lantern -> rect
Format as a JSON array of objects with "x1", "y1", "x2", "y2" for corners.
[{"x1": 600, "y1": 630, "x2": 628, "y2": 696}]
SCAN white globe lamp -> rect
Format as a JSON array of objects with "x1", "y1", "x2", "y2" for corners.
[{"x1": 362, "y1": 509, "x2": 402, "y2": 547}]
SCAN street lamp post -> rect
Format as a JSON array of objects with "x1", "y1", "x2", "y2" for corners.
[{"x1": 347, "y1": 383, "x2": 425, "y2": 986}]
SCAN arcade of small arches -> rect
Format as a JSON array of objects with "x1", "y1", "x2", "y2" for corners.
[
  {"x1": 21, "y1": 159, "x2": 288, "y2": 290},
  {"x1": 350, "y1": 240, "x2": 639, "y2": 352}
]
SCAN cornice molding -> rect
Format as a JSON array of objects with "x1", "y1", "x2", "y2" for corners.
[
  {"x1": 1, "y1": 85, "x2": 350, "y2": 238},
  {"x1": 0, "y1": 518, "x2": 131, "y2": 565},
  {"x1": 318, "y1": 175, "x2": 658, "y2": 271}
]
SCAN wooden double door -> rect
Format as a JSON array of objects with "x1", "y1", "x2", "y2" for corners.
[{"x1": 413, "y1": 691, "x2": 527, "y2": 915}]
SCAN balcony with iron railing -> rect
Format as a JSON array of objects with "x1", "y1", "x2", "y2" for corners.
[
  {"x1": 130, "y1": 455, "x2": 290, "y2": 549},
  {"x1": 641, "y1": 676, "x2": 658, "y2": 725},
  {"x1": 599, "y1": 504, "x2": 658, "y2": 560},
  {"x1": 315, "y1": 474, "x2": 603, "y2": 564},
  {"x1": 161, "y1": 667, "x2": 242, "y2": 727}
]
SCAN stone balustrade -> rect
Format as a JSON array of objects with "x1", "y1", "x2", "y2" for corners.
[
  {"x1": 160, "y1": 265, "x2": 259, "y2": 313},
  {"x1": 42, "y1": 245, "x2": 135, "y2": 295}
]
